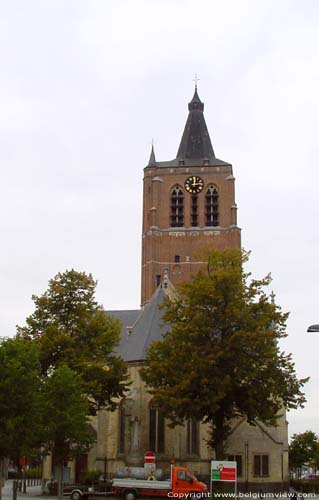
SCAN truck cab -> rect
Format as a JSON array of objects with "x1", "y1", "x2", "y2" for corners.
[{"x1": 172, "y1": 466, "x2": 207, "y2": 496}]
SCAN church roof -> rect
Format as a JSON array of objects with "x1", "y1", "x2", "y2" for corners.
[
  {"x1": 146, "y1": 87, "x2": 231, "y2": 168},
  {"x1": 108, "y1": 287, "x2": 169, "y2": 362}
]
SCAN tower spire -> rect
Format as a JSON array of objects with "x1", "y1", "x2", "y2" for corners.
[
  {"x1": 147, "y1": 143, "x2": 156, "y2": 167},
  {"x1": 176, "y1": 87, "x2": 215, "y2": 160}
]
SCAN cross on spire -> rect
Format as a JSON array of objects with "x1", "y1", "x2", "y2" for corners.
[{"x1": 192, "y1": 73, "x2": 200, "y2": 89}]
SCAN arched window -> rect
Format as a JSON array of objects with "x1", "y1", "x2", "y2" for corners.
[
  {"x1": 170, "y1": 187, "x2": 184, "y2": 227},
  {"x1": 205, "y1": 185, "x2": 219, "y2": 226},
  {"x1": 118, "y1": 403, "x2": 126, "y2": 454},
  {"x1": 149, "y1": 406, "x2": 165, "y2": 453}
]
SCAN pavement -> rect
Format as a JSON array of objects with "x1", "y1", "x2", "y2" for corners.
[{"x1": 2, "y1": 480, "x2": 51, "y2": 500}]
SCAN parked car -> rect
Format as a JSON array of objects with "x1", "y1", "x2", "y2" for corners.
[{"x1": 301, "y1": 474, "x2": 319, "y2": 480}]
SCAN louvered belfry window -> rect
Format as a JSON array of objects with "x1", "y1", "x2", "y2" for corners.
[
  {"x1": 191, "y1": 195, "x2": 198, "y2": 227},
  {"x1": 170, "y1": 186, "x2": 184, "y2": 227},
  {"x1": 205, "y1": 185, "x2": 219, "y2": 226}
]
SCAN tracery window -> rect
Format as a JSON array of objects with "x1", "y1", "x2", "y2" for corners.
[
  {"x1": 149, "y1": 406, "x2": 165, "y2": 453},
  {"x1": 170, "y1": 187, "x2": 184, "y2": 227},
  {"x1": 205, "y1": 185, "x2": 219, "y2": 226}
]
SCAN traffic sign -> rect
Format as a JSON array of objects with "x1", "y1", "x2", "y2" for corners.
[{"x1": 144, "y1": 451, "x2": 156, "y2": 464}]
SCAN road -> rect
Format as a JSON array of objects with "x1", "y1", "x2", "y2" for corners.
[{"x1": 2, "y1": 480, "x2": 319, "y2": 500}]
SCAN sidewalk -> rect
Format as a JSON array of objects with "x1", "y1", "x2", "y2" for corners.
[{"x1": 2, "y1": 480, "x2": 52, "y2": 500}]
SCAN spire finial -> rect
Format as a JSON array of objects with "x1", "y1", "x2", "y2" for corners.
[
  {"x1": 147, "y1": 141, "x2": 156, "y2": 167},
  {"x1": 192, "y1": 73, "x2": 200, "y2": 89}
]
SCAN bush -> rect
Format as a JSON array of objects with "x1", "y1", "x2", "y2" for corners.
[
  {"x1": 291, "y1": 479, "x2": 319, "y2": 493},
  {"x1": 24, "y1": 468, "x2": 42, "y2": 478},
  {"x1": 81, "y1": 469, "x2": 101, "y2": 485}
]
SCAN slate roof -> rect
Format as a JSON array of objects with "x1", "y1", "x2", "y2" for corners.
[
  {"x1": 145, "y1": 88, "x2": 231, "y2": 168},
  {"x1": 108, "y1": 287, "x2": 169, "y2": 362},
  {"x1": 176, "y1": 87, "x2": 215, "y2": 161}
]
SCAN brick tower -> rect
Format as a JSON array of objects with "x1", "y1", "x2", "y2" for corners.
[{"x1": 141, "y1": 87, "x2": 241, "y2": 305}]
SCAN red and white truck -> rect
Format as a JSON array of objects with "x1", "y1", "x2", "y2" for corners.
[
  {"x1": 68, "y1": 465, "x2": 208, "y2": 500},
  {"x1": 112, "y1": 465, "x2": 208, "y2": 500}
]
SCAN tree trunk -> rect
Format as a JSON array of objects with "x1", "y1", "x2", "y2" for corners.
[
  {"x1": 215, "y1": 440, "x2": 226, "y2": 460},
  {"x1": 213, "y1": 413, "x2": 227, "y2": 460},
  {"x1": 57, "y1": 462, "x2": 63, "y2": 500}
]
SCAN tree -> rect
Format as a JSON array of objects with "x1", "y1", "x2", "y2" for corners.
[
  {"x1": 42, "y1": 365, "x2": 94, "y2": 500},
  {"x1": 289, "y1": 431, "x2": 319, "y2": 477},
  {"x1": 141, "y1": 248, "x2": 308, "y2": 459},
  {"x1": 18, "y1": 269, "x2": 129, "y2": 414},
  {"x1": 0, "y1": 337, "x2": 43, "y2": 500}
]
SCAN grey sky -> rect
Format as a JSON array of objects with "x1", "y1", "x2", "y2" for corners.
[{"x1": 1, "y1": 0, "x2": 318, "y2": 438}]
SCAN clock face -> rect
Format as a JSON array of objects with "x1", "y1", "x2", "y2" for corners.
[{"x1": 184, "y1": 176, "x2": 204, "y2": 194}]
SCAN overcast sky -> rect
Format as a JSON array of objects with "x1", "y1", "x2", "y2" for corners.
[{"x1": 1, "y1": 0, "x2": 318, "y2": 438}]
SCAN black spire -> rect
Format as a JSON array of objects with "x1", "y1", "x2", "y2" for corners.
[
  {"x1": 176, "y1": 87, "x2": 215, "y2": 161},
  {"x1": 147, "y1": 144, "x2": 156, "y2": 166}
]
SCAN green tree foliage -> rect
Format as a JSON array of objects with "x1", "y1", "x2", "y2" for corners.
[
  {"x1": 18, "y1": 270, "x2": 129, "y2": 413},
  {"x1": 0, "y1": 337, "x2": 43, "y2": 500},
  {"x1": 289, "y1": 431, "x2": 319, "y2": 476},
  {"x1": 141, "y1": 248, "x2": 308, "y2": 458},
  {"x1": 42, "y1": 365, "x2": 95, "y2": 500}
]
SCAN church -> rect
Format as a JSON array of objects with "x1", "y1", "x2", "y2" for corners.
[{"x1": 43, "y1": 87, "x2": 289, "y2": 491}]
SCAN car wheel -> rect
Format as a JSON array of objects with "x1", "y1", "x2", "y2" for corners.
[
  {"x1": 124, "y1": 490, "x2": 137, "y2": 500},
  {"x1": 71, "y1": 491, "x2": 83, "y2": 500}
]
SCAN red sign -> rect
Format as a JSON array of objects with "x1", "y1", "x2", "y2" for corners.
[
  {"x1": 144, "y1": 451, "x2": 156, "y2": 464},
  {"x1": 220, "y1": 467, "x2": 236, "y2": 481}
]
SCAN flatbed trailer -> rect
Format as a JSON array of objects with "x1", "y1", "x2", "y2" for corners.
[{"x1": 66, "y1": 466, "x2": 208, "y2": 500}]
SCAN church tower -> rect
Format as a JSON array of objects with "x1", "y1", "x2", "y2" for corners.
[{"x1": 141, "y1": 87, "x2": 241, "y2": 305}]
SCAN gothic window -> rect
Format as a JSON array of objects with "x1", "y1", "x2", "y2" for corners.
[
  {"x1": 149, "y1": 406, "x2": 165, "y2": 453},
  {"x1": 170, "y1": 187, "x2": 184, "y2": 227},
  {"x1": 118, "y1": 403, "x2": 125, "y2": 454},
  {"x1": 205, "y1": 185, "x2": 219, "y2": 226},
  {"x1": 191, "y1": 195, "x2": 198, "y2": 227},
  {"x1": 186, "y1": 418, "x2": 199, "y2": 455},
  {"x1": 253, "y1": 455, "x2": 269, "y2": 477},
  {"x1": 227, "y1": 455, "x2": 243, "y2": 477}
]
